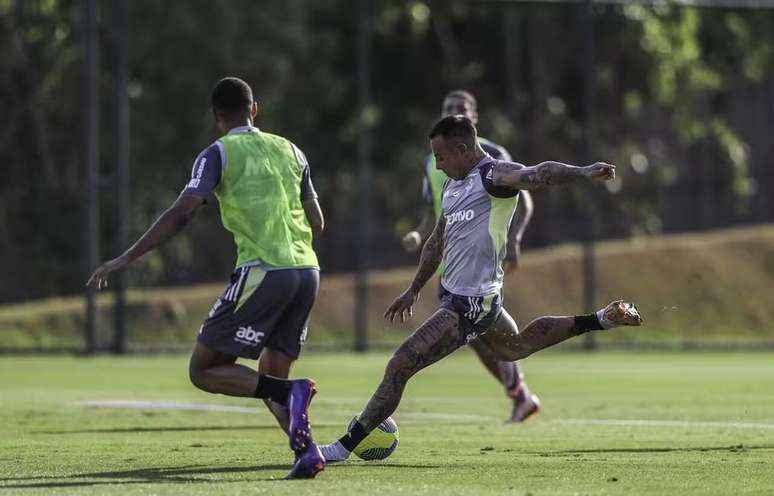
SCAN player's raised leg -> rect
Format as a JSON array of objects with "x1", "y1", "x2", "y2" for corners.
[
  {"x1": 479, "y1": 300, "x2": 642, "y2": 362},
  {"x1": 468, "y1": 339, "x2": 540, "y2": 422},
  {"x1": 321, "y1": 307, "x2": 464, "y2": 462}
]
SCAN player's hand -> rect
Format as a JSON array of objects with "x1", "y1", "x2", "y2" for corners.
[
  {"x1": 401, "y1": 231, "x2": 422, "y2": 253},
  {"x1": 86, "y1": 256, "x2": 129, "y2": 290},
  {"x1": 502, "y1": 243, "x2": 521, "y2": 275},
  {"x1": 384, "y1": 288, "x2": 419, "y2": 324},
  {"x1": 584, "y1": 162, "x2": 615, "y2": 181}
]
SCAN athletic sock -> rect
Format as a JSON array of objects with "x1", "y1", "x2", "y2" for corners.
[
  {"x1": 338, "y1": 419, "x2": 369, "y2": 451},
  {"x1": 320, "y1": 441, "x2": 352, "y2": 462},
  {"x1": 253, "y1": 374, "x2": 292, "y2": 405},
  {"x1": 499, "y1": 361, "x2": 523, "y2": 398},
  {"x1": 574, "y1": 313, "x2": 604, "y2": 334}
]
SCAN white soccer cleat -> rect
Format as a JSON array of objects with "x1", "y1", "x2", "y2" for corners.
[
  {"x1": 319, "y1": 441, "x2": 352, "y2": 463},
  {"x1": 598, "y1": 300, "x2": 643, "y2": 328}
]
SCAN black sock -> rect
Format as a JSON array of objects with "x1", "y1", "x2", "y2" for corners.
[
  {"x1": 574, "y1": 313, "x2": 603, "y2": 334},
  {"x1": 253, "y1": 374, "x2": 292, "y2": 405},
  {"x1": 338, "y1": 420, "x2": 369, "y2": 451}
]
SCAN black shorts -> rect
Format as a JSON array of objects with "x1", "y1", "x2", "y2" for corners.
[
  {"x1": 197, "y1": 266, "x2": 319, "y2": 360},
  {"x1": 439, "y1": 286, "x2": 502, "y2": 344}
]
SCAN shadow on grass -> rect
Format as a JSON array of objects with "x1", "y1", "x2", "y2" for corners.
[
  {"x1": 0, "y1": 461, "x2": 443, "y2": 489},
  {"x1": 35, "y1": 424, "x2": 340, "y2": 435},
  {"x1": 0, "y1": 464, "x2": 290, "y2": 488},
  {"x1": 537, "y1": 444, "x2": 774, "y2": 456},
  {"x1": 327, "y1": 463, "x2": 442, "y2": 470}
]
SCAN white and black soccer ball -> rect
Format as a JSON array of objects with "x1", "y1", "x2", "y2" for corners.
[{"x1": 350, "y1": 416, "x2": 399, "y2": 461}]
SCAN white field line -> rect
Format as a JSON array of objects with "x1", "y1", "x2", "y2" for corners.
[
  {"x1": 74, "y1": 399, "x2": 259, "y2": 414},
  {"x1": 73, "y1": 400, "x2": 774, "y2": 430},
  {"x1": 559, "y1": 418, "x2": 774, "y2": 430},
  {"x1": 72, "y1": 399, "x2": 496, "y2": 423}
]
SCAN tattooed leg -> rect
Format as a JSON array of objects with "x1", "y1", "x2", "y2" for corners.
[
  {"x1": 322, "y1": 308, "x2": 464, "y2": 461},
  {"x1": 482, "y1": 299, "x2": 643, "y2": 362},
  {"x1": 358, "y1": 308, "x2": 463, "y2": 431},
  {"x1": 479, "y1": 309, "x2": 578, "y2": 362}
]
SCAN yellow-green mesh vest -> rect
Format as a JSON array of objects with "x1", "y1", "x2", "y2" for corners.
[{"x1": 215, "y1": 131, "x2": 319, "y2": 269}]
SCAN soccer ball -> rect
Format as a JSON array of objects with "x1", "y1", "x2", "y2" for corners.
[{"x1": 350, "y1": 416, "x2": 399, "y2": 461}]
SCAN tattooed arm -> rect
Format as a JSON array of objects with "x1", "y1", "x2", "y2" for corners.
[
  {"x1": 492, "y1": 160, "x2": 616, "y2": 190},
  {"x1": 385, "y1": 215, "x2": 446, "y2": 323}
]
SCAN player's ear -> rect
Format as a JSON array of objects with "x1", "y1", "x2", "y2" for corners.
[
  {"x1": 250, "y1": 101, "x2": 258, "y2": 119},
  {"x1": 211, "y1": 107, "x2": 224, "y2": 128}
]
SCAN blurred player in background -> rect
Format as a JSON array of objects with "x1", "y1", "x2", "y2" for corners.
[
  {"x1": 401, "y1": 90, "x2": 539, "y2": 422},
  {"x1": 322, "y1": 115, "x2": 642, "y2": 462},
  {"x1": 87, "y1": 77, "x2": 325, "y2": 479}
]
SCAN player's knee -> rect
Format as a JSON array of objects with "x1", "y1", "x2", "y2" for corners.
[
  {"x1": 496, "y1": 342, "x2": 533, "y2": 362},
  {"x1": 497, "y1": 349, "x2": 519, "y2": 362},
  {"x1": 188, "y1": 363, "x2": 207, "y2": 391},
  {"x1": 384, "y1": 353, "x2": 405, "y2": 375},
  {"x1": 385, "y1": 350, "x2": 416, "y2": 384}
]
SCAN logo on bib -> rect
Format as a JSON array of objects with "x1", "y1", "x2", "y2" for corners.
[
  {"x1": 445, "y1": 209, "x2": 475, "y2": 226},
  {"x1": 234, "y1": 325, "x2": 265, "y2": 346}
]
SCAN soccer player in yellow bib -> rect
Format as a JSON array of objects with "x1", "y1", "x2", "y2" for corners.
[
  {"x1": 402, "y1": 90, "x2": 539, "y2": 423},
  {"x1": 87, "y1": 77, "x2": 325, "y2": 479}
]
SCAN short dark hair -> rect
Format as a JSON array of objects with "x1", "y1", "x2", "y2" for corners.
[
  {"x1": 428, "y1": 115, "x2": 478, "y2": 146},
  {"x1": 210, "y1": 77, "x2": 253, "y2": 114},
  {"x1": 444, "y1": 89, "x2": 477, "y2": 111}
]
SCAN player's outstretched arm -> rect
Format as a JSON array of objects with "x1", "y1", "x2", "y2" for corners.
[
  {"x1": 86, "y1": 193, "x2": 204, "y2": 290},
  {"x1": 492, "y1": 161, "x2": 615, "y2": 191},
  {"x1": 385, "y1": 214, "x2": 445, "y2": 323}
]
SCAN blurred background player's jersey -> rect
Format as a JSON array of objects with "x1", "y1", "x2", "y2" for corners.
[
  {"x1": 422, "y1": 137, "x2": 512, "y2": 218},
  {"x1": 439, "y1": 156, "x2": 519, "y2": 297},
  {"x1": 183, "y1": 126, "x2": 319, "y2": 270}
]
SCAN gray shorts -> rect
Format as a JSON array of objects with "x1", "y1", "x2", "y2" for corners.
[
  {"x1": 439, "y1": 286, "x2": 502, "y2": 344},
  {"x1": 197, "y1": 266, "x2": 319, "y2": 360}
]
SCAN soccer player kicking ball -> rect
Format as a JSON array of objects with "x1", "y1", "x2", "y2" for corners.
[
  {"x1": 401, "y1": 90, "x2": 539, "y2": 422},
  {"x1": 87, "y1": 77, "x2": 326, "y2": 479},
  {"x1": 321, "y1": 115, "x2": 642, "y2": 462}
]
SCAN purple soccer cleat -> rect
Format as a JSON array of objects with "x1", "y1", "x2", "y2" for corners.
[
  {"x1": 285, "y1": 441, "x2": 325, "y2": 479},
  {"x1": 287, "y1": 378, "x2": 317, "y2": 452}
]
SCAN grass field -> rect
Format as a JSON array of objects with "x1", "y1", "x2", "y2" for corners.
[{"x1": 2, "y1": 350, "x2": 774, "y2": 495}]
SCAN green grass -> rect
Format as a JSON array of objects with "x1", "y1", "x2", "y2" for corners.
[{"x1": 2, "y1": 350, "x2": 774, "y2": 495}]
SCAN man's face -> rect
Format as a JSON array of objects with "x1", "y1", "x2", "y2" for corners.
[
  {"x1": 431, "y1": 136, "x2": 468, "y2": 180},
  {"x1": 441, "y1": 96, "x2": 478, "y2": 124}
]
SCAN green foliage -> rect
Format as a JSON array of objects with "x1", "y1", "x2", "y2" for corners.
[{"x1": 3, "y1": 1, "x2": 774, "y2": 302}]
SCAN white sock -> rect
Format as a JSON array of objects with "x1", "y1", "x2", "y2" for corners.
[{"x1": 319, "y1": 441, "x2": 351, "y2": 462}]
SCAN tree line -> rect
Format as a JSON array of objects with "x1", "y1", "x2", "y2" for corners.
[{"x1": 1, "y1": 0, "x2": 773, "y2": 302}]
